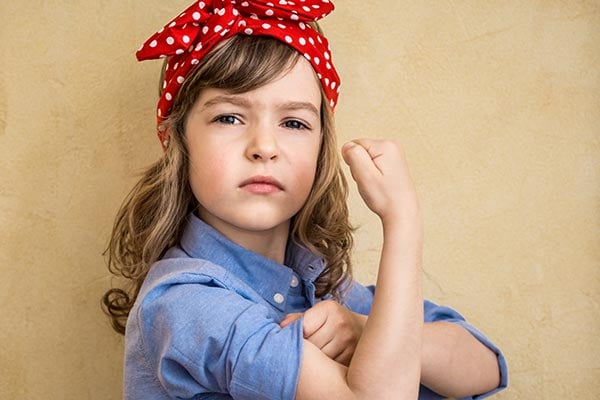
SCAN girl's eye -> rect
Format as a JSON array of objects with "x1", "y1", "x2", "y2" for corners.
[
  {"x1": 283, "y1": 120, "x2": 309, "y2": 130},
  {"x1": 214, "y1": 115, "x2": 241, "y2": 125}
]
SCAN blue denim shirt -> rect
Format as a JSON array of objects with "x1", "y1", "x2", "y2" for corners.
[{"x1": 124, "y1": 213, "x2": 508, "y2": 399}]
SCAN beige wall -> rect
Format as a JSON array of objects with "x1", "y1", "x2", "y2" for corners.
[{"x1": 1, "y1": 1, "x2": 598, "y2": 398}]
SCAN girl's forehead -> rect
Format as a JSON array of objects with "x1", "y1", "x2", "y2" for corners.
[{"x1": 196, "y1": 58, "x2": 322, "y2": 110}]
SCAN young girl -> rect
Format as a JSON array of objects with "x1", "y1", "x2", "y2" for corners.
[{"x1": 103, "y1": 1, "x2": 507, "y2": 399}]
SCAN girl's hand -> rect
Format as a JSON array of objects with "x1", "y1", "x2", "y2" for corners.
[
  {"x1": 280, "y1": 300, "x2": 366, "y2": 366},
  {"x1": 342, "y1": 139, "x2": 421, "y2": 227}
]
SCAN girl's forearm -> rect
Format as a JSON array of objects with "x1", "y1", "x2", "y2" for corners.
[
  {"x1": 346, "y1": 219, "x2": 423, "y2": 399},
  {"x1": 421, "y1": 322, "x2": 500, "y2": 397}
]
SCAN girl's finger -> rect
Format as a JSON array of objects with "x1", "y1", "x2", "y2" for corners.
[
  {"x1": 341, "y1": 141, "x2": 382, "y2": 182},
  {"x1": 280, "y1": 313, "x2": 303, "y2": 329},
  {"x1": 305, "y1": 325, "x2": 335, "y2": 350}
]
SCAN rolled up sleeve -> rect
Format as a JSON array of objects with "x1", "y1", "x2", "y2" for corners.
[
  {"x1": 424, "y1": 300, "x2": 508, "y2": 399},
  {"x1": 138, "y1": 283, "x2": 304, "y2": 399}
]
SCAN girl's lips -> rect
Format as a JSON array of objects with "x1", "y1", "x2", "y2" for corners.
[{"x1": 239, "y1": 176, "x2": 284, "y2": 194}]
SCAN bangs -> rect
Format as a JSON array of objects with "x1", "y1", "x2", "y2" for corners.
[{"x1": 168, "y1": 35, "x2": 300, "y2": 112}]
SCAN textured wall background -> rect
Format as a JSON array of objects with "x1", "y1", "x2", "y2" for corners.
[{"x1": 1, "y1": 1, "x2": 598, "y2": 399}]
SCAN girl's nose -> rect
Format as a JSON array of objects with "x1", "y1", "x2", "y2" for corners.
[{"x1": 245, "y1": 127, "x2": 279, "y2": 161}]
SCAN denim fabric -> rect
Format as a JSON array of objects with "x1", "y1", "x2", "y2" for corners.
[{"x1": 124, "y1": 213, "x2": 507, "y2": 399}]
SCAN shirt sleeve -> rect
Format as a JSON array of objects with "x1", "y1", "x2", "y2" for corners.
[
  {"x1": 424, "y1": 300, "x2": 509, "y2": 399},
  {"x1": 342, "y1": 282, "x2": 508, "y2": 399},
  {"x1": 136, "y1": 282, "x2": 304, "y2": 400}
]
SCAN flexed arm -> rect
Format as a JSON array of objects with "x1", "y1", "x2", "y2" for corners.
[{"x1": 295, "y1": 140, "x2": 423, "y2": 400}]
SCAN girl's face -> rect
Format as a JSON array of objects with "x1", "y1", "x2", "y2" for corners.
[{"x1": 185, "y1": 57, "x2": 322, "y2": 246}]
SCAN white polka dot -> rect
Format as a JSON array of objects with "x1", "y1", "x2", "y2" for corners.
[
  {"x1": 302, "y1": 6, "x2": 310, "y2": 12},
  {"x1": 182, "y1": 35, "x2": 190, "y2": 43},
  {"x1": 250, "y1": 13, "x2": 258, "y2": 20},
  {"x1": 192, "y1": 11, "x2": 201, "y2": 20},
  {"x1": 238, "y1": 20, "x2": 246, "y2": 27},
  {"x1": 279, "y1": 0, "x2": 288, "y2": 4},
  {"x1": 169, "y1": 21, "x2": 176, "y2": 28},
  {"x1": 314, "y1": 56, "x2": 320, "y2": 65},
  {"x1": 317, "y1": 73, "x2": 322, "y2": 79},
  {"x1": 220, "y1": 29, "x2": 229, "y2": 36},
  {"x1": 244, "y1": 28, "x2": 253, "y2": 35},
  {"x1": 326, "y1": 62, "x2": 331, "y2": 69},
  {"x1": 199, "y1": 1, "x2": 206, "y2": 9},
  {"x1": 159, "y1": 54, "x2": 166, "y2": 58},
  {"x1": 304, "y1": 53, "x2": 311, "y2": 60},
  {"x1": 313, "y1": 4, "x2": 320, "y2": 9},
  {"x1": 278, "y1": 23, "x2": 286, "y2": 29},
  {"x1": 325, "y1": 77, "x2": 329, "y2": 86},
  {"x1": 165, "y1": 93, "x2": 172, "y2": 101},
  {"x1": 324, "y1": 51, "x2": 330, "y2": 60},
  {"x1": 299, "y1": 37, "x2": 306, "y2": 45},
  {"x1": 149, "y1": 40, "x2": 157, "y2": 48},
  {"x1": 175, "y1": 49, "x2": 184, "y2": 55},
  {"x1": 166, "y1": 37, "x2": 175, "y2": 45},
  {"x1": 266, "y1": 9, "x2": 274, "y2": 16},
  {"x1": 285, "y1": 35, "x2": 293, "y2": 43},
  {"x1": 317, "y1": 36, "x2": 322, "y2": 43},
  {"x1": 162, "y1": 80, "x2": 167, "y2": 89},
  {"x1": 177, "y1": 76, "x2": 185, "y2": 84},
  {"x1": 191, "y1": 59, "x2": 199, "y2": 65},
  {"x1": 202, "y1": 26, "x2": 209, "y2": 34},
  {"x1": 157, "y1": 109, "x2": 162, "y2": 117},
  {"x1": 309, "y1": 37, "x2": 315, "y2": 45},
  {"x1": 174, "y1": 62, "x2": 179, "y2": 70},
  {"x1": 291, "y1": 13, "x2": 299, "y2": 20},
  {"x1": 233, "y1": 9, "x2": 239, "y2": 16},
  {"x1": 241, "y1": 1, "x2": 249, "y2": 6},
  {"x1": 262, "y1": 23, "x2": 271, "y2": 29},
  {"x1": 331, "y1": 81, "x2": 336, "y2": 90},
  {"x1": 195, "y1": 42, "x2": 203, "y2": 51},
  {"x1": 214, "y1": 25, "x2": 223, "y2": 33},
  {"x1": 299, "y1": 22, "x2": 306, "y2": 30},
  {"x1": 218, "y1": 8, "x2": 226, "y2": 16},
  {"x1": 330, "y1": 99, "x2": 335, "y2": 107}
]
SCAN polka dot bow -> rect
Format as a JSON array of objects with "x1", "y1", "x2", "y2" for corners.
[{"x1": 136, "y1": 0, "x2": 341, "y2": 149}]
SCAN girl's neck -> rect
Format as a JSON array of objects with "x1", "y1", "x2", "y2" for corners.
[
  {"x1": 198, "y1": 212, "x2": 290, "y2": 264},
  {"x1": 237, "y1": 227, "x2": 289, "y2": 264}
]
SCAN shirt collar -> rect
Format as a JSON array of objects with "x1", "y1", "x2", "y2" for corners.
[{"x1": 179, "y1": 213, "x2": 325, "y2": 310}]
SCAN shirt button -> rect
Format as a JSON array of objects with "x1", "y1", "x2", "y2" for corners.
[
  {"x1": 273, "y1": 293, "x2": 285, "y2": 304},
  {"x1": 290, "y1": 276, "x2": 299, "y2": 288}
]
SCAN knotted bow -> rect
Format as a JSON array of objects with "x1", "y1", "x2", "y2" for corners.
[{"x1": 136, "y1": 0, "x2": 341, "y2": 148}]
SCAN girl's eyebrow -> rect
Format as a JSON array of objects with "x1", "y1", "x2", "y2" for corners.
[
  {"x1": 200, "y1": 95, "x2": 251, "y2": 111},
  {"x1": 200, "y1": 95, "x2": 319, "y2": 118},
  {"x1": 277, "y1": 102, "x2": 320, "y2": 119}
]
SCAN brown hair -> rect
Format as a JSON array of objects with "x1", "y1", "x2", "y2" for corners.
[{"x1": 102, "y1": 35, "x2": 354, "y2": 335}]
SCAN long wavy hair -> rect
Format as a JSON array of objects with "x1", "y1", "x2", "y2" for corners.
[{"x1": 102, "y1": 35, "x2": 354, "y2": 335}]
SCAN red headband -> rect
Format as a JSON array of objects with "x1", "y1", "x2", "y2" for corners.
[{"x1": 136, "y1": 0, "x2": 341, "y2": 149}]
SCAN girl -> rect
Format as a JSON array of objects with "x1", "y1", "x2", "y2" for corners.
[{"x1": 103, "y1": 1, "x2": 507, "y2": 399}]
